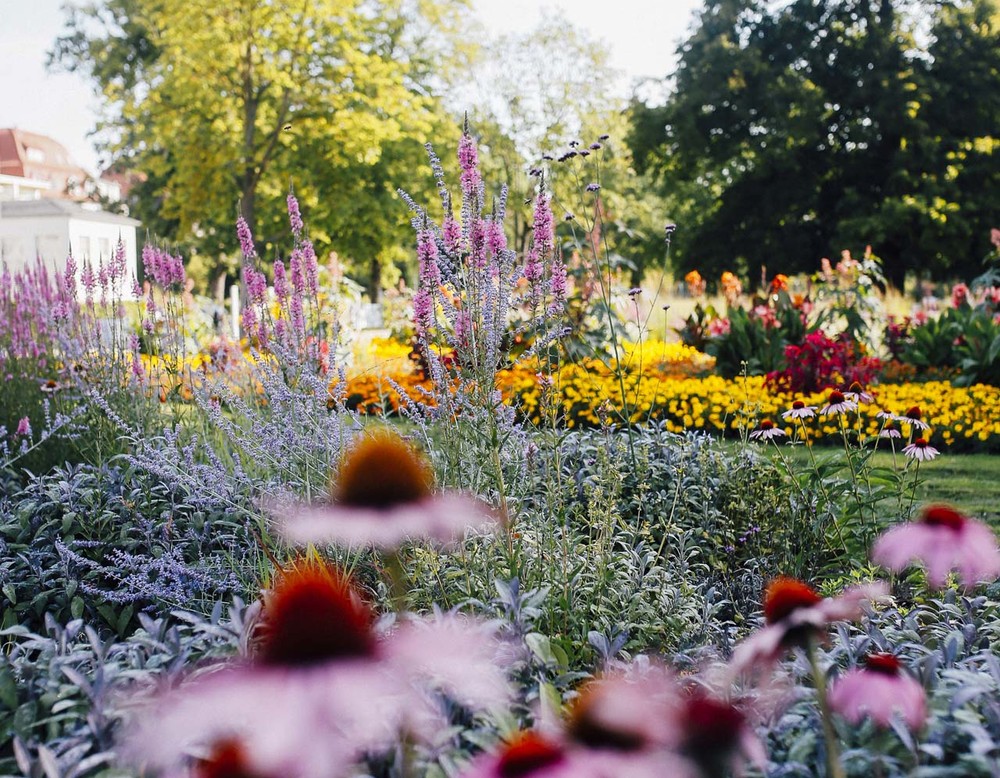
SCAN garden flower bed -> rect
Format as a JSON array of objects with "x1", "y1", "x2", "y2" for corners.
[
  {"x1": 343, "y1": 358, "x2": 1000, "y2": 452},
  {"x1": 4, "y1": 128, "x2": 1000, "y2": 778}
]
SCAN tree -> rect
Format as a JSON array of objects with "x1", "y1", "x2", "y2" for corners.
[
  {"x1": 460, "y1": 12, "x2": 670, "y2": 284},
  {"x1": 630, "y1": 0, "x2": 1000, "y2": 285},
  {"x1": 51, "y1": 0, "x2": 469, "y2": 297}
]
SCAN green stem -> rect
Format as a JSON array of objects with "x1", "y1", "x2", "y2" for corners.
[{"x1": 807, "y1": 638, "x2": 845, "y2": 778}]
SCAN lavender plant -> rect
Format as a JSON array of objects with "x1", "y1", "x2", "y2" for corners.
[{"x1": 397, "y1": 127, "x2": 568, "y2": 529}]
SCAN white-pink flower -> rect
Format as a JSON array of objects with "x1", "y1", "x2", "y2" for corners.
[
  {"x1": 902, "y1": 437, "x2": 939, "y2": 461},
  {"x1": 828, "y1": 653, "x2": 927, "y2": 730},
  {"x1": 749, "y1": 419, "x2": 787, "y2": 441},
  {"x1": 872, "y1": 504, "x2": 1000, "y2": 588},
  {"x1": 819, "y1": 390, "x2": 857, "y2": 416},
  {"x1": 125, "y1": 563, "x2": 511, "y2": 778},
  {"x1": 781, "y1": 401, "x2": 816, "y2": 421},
  {"x1": 729, "y1": 578, "x2": 889, "y2": 677},
  {"x1": 277, "y1": 430, "x2": 499, "y2": 549}
]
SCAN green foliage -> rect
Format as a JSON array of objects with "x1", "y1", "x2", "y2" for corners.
[
  {"x1": 903, "y1": 306, "x2": 1000, "y2": 386},
  {"x1": 0, "y1": 463, "x2": 252, "y2": 638},
  {"x1": 466, "y1": 14, "x2": 670, "y2": 285},
  {"x1": 706, "y1": 304, "x2": 800, "y2": 377},
  {"x1": 629, "y1": 0, "x2": 1000, "y2": 283},
  {"x1": 50, "y1": 0, "x2": 469, "y2": 293}
]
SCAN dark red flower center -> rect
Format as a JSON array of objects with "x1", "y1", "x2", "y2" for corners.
[
  {"x1": 196, "y1": 740, "x2": 267, "y2": 778},
  {"x1": 333, "y1": 431, "x2": 433, "y2": 509},
  {"x1": 496, "y1": 732, "x2": 566, "y2": 777},
  {"x1": 828, "y1": 390, "x2": 846, "y2": 404},
  {"x1": 763, "y1": 577, "x2": 822, "y2": 624},
  {"x1": 849, "y1": 382, "x2": 864, "y2": 393},
  {"x1": 759, "y1": 419, "x2": 775, "y2": 430},
  {"x1": 912, "y1": 438, "x2": 929, "y2": 448},
  {"x1": 259, "y1": 563, "x2": 376, "y2": 667},
  {"x1": 792, "y1": 400, "x2": 806, "y2": 410},
  {"x1": 920, "y1": 504, "x2": 965, "y2": 530},
  {"x1": 864, "y1": 653, "x2": 902, "y2": 675},
  {"x1": 905, "y1": 406, "x2": 922, "y2": 420},
  {"x1": 681, "y1": 693, "x2": 745, "y2": 762}
]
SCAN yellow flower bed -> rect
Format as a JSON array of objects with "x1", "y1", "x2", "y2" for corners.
[{"x1": 343, "y1": 350, "x2": 1000, "y2": 451}]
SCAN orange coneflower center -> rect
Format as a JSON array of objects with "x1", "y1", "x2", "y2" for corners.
[
  {"x1": 333, "y1": 432, "x2": 434, "y2": 509},
  {"x1": 259, "y1": 563, "x2": 376, "y2": 667},
  {"x1": 566, "y1": 685, "x2": 648, "y2": 752},
  {"x1": 759, "y1": 419, "x2": 775, "y2": 431},
  {"x1": 864, "y1": 653, "x2": 902, "y2": 675},
  {"x1": 828, "y1": 390, "x2": 845, "y2": 404},
  {"x1": 920, "y1": 504, "x2": 965, "y2": 530},
  {"x1": 763, "y1": 577, "x2": 822, "y2": 624},
  {"x1": 496, "y1": 731, "x2": 566, "y2": 777},
  {"x1": 849, "y1": 382, "x2": 864, "y2": 393},
  {"x1": 792, "y1": 400, "x2": 806, "y2": 410},
  {"x1": 912, "y1": 438, "x2": 929, "y2": 448},
  {"x1": 905, "y1": 406, "x2": 922, "y2": 420},
  {"x1": 196, "y1": 739, "x2": 268, "y2": 778}
]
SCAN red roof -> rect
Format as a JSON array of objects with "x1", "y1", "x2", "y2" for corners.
[{"x1": 0, "y1": 128, "x2": 92, "y2": 199}]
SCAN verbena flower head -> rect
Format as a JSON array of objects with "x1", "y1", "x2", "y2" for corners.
[
  {"x1": 902, "y1": 437, "x2": 939, "y2": 461},
  {"x1": 749, "y1": 419, "x2": 786, "y2": 441},
  {"x1": 781, "y1": 400, "x2": 816, "y2": 420},
  {"x1": 279, "y1": 430, "x2": 499, "y2": 548},
  {"x1": 872, "y1": 504, "x2": 1000, "y2": 588},
  {"x1": 729, "y1": 577, "x2": 889, "y2": 675},
  {"x1": 828, "y1": 652, "x2": 927, "y2": 730},
  {"x1": 819, "y1": 390, "x2": 857, "y2": 416}
]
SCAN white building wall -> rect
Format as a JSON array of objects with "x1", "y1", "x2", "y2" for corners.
[
  {"x1": 0, "y1": 213, "x2": 139, "y2": 297},
  {"x1": 0, "y1": 214, "x2": 71, "y2": 272}
]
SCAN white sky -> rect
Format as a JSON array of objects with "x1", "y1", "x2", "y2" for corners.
[{"x1": 0, "y1": 0, "x2": 703, "y2": 175}]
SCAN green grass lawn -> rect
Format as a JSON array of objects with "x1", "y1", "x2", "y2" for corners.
[{"x1": 757, "y1": 444, "x2": 1000, "y2": 527}]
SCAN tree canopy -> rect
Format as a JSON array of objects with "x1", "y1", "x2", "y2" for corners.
[
  {"x1": 630, "y1": 0, "x2": 1000, "y2": 285},
  {"x1": 51, "y1": 0, "x2": 469, "y2": 294}
]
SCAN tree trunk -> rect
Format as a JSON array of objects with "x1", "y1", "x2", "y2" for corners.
[{"x1": 368, "y1": 256, "x2": 382, "y2": 302}]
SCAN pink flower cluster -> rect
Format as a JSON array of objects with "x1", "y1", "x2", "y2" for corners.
[{"x1": 141, "y1": 244, "x2": 186, "y2": 290}]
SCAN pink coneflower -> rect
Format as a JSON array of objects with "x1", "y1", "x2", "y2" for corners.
[
  {"x1": 279, "y1": 430, "x2": 499, "y2": 548},
  {"x1": 749, "y1": 419, "x2": 786, "y2": 441},
  {"x1": 194, "y1": 739, "x2": 273, "y2": 778},
  {"x1": 844, "y1": 381, "x2": 875, "y2": 404},
  {"x1": 565, "y1": 671, "x2": 683, "y2": 754},
  {"x1": 872, "y1": 504, "x2": 1000, "y2": 589},
  {"x1": 897, "y1": 405, "x2": 930, "y2": 431},
  {"x1": 828, "y1": 653, "x2": 926, "y2": 730},
  {"x1": 781, "y1": 400, "x2": 816, "y2": 421},
  {"x1": 728, "y1": 577, "x2": 889, "y2": 676},
  {"x1": 460, "y1": 732, "x2": 577, "y2": 778},
  {"x1": 819, "y1": 390, "x2": 857, "y2": 416},
  {"x1": 902, "y1": 438, "x2": 939, "y2": 461},
  {"x1": 879, "y1": 424, "x2": 901, "y2": 439},
  {"x1": 678, "y1": 691, "x2": 765, "y2": 778},
  {"x1": 129, "y1": 563, "x2": 510, "y2": 778}
]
